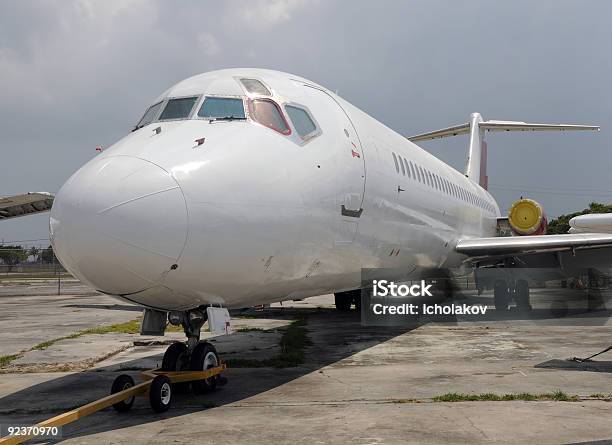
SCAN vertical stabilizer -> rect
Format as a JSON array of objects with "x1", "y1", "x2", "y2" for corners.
[{"x1": 466, "y1": 112, "x2": 486, "y2": 188}]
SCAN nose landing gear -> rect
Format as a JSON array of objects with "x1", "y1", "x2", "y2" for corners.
[{"x1": 162, "y1": 308, "x2": 226, "y2": 392}]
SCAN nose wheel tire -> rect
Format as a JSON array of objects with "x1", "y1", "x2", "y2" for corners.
[
  {"x1": 190, "y1": 342, "x2": 220, "y2": 394},
  {"x1": 161, "y1": 342, "x2": 190, "y2": 393},
  {"x1": 111, "y1": 374, "x2": 135, "y2": 412},
  {"x1": 149, "y1": 375, "x2": 173, "y2": 413}
]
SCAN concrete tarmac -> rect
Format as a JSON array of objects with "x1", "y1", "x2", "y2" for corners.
[{"x1": 0, "y1": 283, "x2": 611, "y2": 444}]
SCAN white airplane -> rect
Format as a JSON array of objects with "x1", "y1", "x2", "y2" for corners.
[{"x1": 45, "y1": 68, "x2": 612, "y2": 377}]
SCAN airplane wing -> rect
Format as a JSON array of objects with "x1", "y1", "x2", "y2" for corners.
[
  {"x1": 0, "y1": 192, "x2": 54, "y2": 221},
  {"x1": 455, "y1": 233, "x2": 612, "y2": 259}
]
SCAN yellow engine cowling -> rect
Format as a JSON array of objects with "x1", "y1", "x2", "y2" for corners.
[{"x1": 508, "y1": 198, "x2": 547, "y2": 236}]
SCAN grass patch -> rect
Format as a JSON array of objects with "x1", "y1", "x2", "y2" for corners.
[
  {"x1": 0, "y1": 354, "x2": 21, "y2": 367},
  {"x1": 30, "y1": 319, "x2": 144, "y2": 351},
  {"x1": 79, "y1": 319, "x2": 142, "y2": 335},
  {"x1": 226, "y1": 316, "x2": 311, "y2": 368},
  {"x1": 1, "y1": 316, "x2": 202, "y2": 367},
  {"x1": 432, "y1": 391, "x2": 579, "y2": 402}
]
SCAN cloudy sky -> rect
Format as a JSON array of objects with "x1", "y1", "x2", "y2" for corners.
[{"x1": 1, "y1": 0, "x2": 611, "y2": 245}]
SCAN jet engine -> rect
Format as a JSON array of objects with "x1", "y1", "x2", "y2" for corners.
[{"x1": 508, "y1": 198, "x2": 547, "y2": 236}]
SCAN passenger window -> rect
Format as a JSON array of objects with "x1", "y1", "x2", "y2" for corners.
[
  {"x1": 392, "y1": 153, "x2": 400, "y2": 173},
  {"x1": 198, "y1": 97, "x2": 245, "y2": 119},
  {"x1": 285, "y1": 105, "x2": 317, "y2": 139},
  {"x1": 418, "y1": 166, "x2": 424, "y2": 183},
  {"x1": 240, "y1": 78, "x2": 271, "y2": 96},
  {"x1": 409, "y1": 161, "x2": 416, "y2": 178},
  {"x1": 404, "y1": 159, "x2": 411, "y2": 178},
  {"x1": 159, "y1": 97, "x2": 198, "y2": 121},
  {"x1": 249, "y1": 99, "x2": 291, "y2": 135},
  {"x1": 400, "y1": 157, "x2": 406, "y2": 175},
  {"x1": 136, "y1": 101, "x2": 163, "y2": 129}
]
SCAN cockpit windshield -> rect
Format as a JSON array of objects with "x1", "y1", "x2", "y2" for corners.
[
  {"x1": 249, "y1": 99, "x2": 291, "y2": 135},
  {"x1": 158, "y1": 96, "x2": 198, "y2": 121},
  {"x1": 198, "y1": 97, "x2": 245, "y2": 120},
  {"x1": 135, "y1": 101, "x2": 163, "y2": 129}
]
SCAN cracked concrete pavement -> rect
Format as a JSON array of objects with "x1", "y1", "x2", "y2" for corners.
[{"x1": 0, "y1": 284, "x2": 611, "y2": 444}]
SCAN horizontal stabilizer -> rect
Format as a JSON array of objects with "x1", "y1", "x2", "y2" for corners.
[
  {"x1": 408, "y1": 123, "x2": 470, "y2": 142},
  {"x1": 480, "y1": 120, "x2": 600, "y2": 132},
  {"x1": 407, "y1": 120, "x2": 599, "y2": 142}
]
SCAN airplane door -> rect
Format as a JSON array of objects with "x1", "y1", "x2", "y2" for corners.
[{"x1": 302, "y1": 85, "x2": 366, "y2": 244}]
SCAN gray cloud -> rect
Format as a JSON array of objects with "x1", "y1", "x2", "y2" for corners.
[{"x1": 1, "y1": 0, "x2": 610, "y2": 244}]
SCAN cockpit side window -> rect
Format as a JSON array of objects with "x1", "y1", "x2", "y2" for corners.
[
  {"x1": 135, "y1": 101, "x2": 163, "y2": 129},
  {"x1": 158, "y1": 96, "x2": 198, "y2": 121},
  {"x1": 249, "y1": 99, "x2": 291, "y2": 135},
  {"x1": 240, "y1": 78, "x2": 271, "y2": 96},
  {"x1": 285, "y1": 105, "x2": 318, "y2": 140},
  {"x1": 198, "y1": 97, "x2": 245, "y2": 119}
]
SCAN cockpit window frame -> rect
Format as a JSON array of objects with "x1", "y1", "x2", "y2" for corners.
[
  {"x1": 248, "y1": 98, "x2": 292, "y2": 136},
  {"x1": 283, "y1": 102, "x2": 322, "y2": 144},
  {"x1": 236, "y1": 77, "x2": 273, "y2": 97},
  {"x1": 134, "y1": 100, "x2": 164, "y2": 130},
  {"x1": 194, "y1": 94, "x2": 247, "y2": 121},
  {"x1": 157, "y1": 94, "x2": 201, "y2": 122}
]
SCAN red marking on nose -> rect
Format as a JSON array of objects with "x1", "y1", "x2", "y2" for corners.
[
  {"x1": 395, "y1": 249, "x2": 400, "y2": 256},
  {"x1": 95, "y1": 145, "x2": 103, "y2": 152},
  {"x1": 195, "y1": 137, "x2": 205, "y2": 146},
  {"x1": 351, "y1": 149, "x2": 360, "y2": 158}
]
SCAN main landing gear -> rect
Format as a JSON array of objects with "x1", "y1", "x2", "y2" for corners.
[
  {"x1": 334, "y1": 289, "x2": 361, "y2": 312},
  {"x1": 493, "y1": 278, "x2": 532, "y2": 312}
]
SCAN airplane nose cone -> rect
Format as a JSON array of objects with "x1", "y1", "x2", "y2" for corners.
[{"x1": 50, "y1": 155, "x2": 188, "y2": 295}]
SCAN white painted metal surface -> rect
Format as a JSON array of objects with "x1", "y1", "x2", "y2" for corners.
[
  {"x1": 207, "y1": 307, "x2": 232, "y2": 335},
  {"x1": 569, "y1": 213, "x2": 612, "y2": 234}
]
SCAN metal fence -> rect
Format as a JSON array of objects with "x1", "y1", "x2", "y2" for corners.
[{"x1": 0, "y1": 245, "x2": 70, "y2": 294}]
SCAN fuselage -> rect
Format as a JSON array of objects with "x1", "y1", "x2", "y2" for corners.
[{"x1": 50, "y1": 68, "x2": 500, "y2": 311}]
